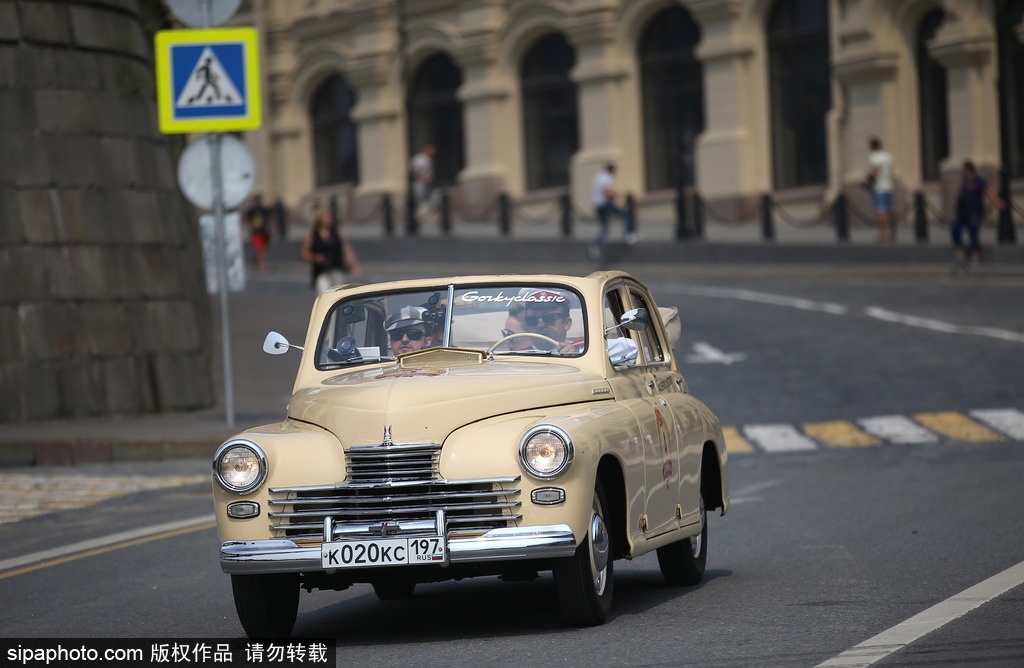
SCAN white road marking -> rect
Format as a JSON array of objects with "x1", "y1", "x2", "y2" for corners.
[
  {"x1": 969, "y1": 408, "x2": 1024, "y2": 440},
  {"x1": 742, "y1": 425, "x2": 818, "y2": 452},
  {"x1": 685, "y1": 342, "x2": 747, "y2": 365},
  {"x1": 818, "y1": 558, "x2": 1024, "y2": 667},
  {"x1": 0, "y1": 514, "x2": 216, "y2": 574},
  {"x1": 864, "y1": 307, "x2": 1024, "y2": 344},
  {"x1": 857, "y1": 416, "x2": 938, "y2": 444},
  {"x1": 667, "y1": 286, "x2": 848, "y2": 315}
]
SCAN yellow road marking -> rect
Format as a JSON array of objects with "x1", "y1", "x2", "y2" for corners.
[
  {"x1": 803, "y1": 421, "x2": 881, "y2": 448},
  {"x1": 0, "y1": 522, "x2": 216, "y2": 580},
  {"x1": 723, "y1": 427, "x2": 754, "y2": 453},
  {"x1": 913, "y1": 412, "x2": 1006, "y2": 442}
]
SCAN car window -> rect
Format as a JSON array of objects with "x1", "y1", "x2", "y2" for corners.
[
  {"x1": 628, "y1": 290, "x2": 665, "y2": 364},
  {"x1": 316, "y1": 284, "x2": 586, "y2": 368}
]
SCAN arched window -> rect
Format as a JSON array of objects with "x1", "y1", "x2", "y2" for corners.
[
  {"x1": 408, "y1": 53, "x2": 465, "y2": 187},
  {"x1": 999, "y1": 0, "x2": 1024, "y2": 177},
  {"x1": 310, "y1": 75, "x2": 359, "y2": 186},
  {"x1": 520, "y1": 33, "x2": 579, "y2": 190},
  {"x1": 917, "y1": 9, "x2": 949, "y2": 182},
  {"x1": 767, "y1": 0, "x2": 831, "y2": 189},
  {"x1": 638, "y1": 6, "x2": 704, "y2": 191}
]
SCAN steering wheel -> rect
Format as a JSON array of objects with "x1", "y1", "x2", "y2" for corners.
[{"x1": 486, "y1": 332, "x2": 562, "y2": 355}]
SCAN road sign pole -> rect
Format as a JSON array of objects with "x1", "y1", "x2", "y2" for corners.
[{"x1": 210, "y1": 132, "x2": 235, "y2": 427}]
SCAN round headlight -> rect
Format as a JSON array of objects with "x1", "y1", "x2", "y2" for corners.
[
  {"x1": 213, "y1": 440, "x2": 267, "y2": 494},
  {"x1": 519, "y1": 426, "x2": 573, "y2": 480}
]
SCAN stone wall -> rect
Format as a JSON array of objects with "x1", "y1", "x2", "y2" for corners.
[{"x1": 0, "y1": 0, "x2": 214, "y2": 422}]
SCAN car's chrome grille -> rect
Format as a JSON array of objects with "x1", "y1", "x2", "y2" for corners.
[{"x1": 267, "y1": 441, "x2": 521, "y2": 542}]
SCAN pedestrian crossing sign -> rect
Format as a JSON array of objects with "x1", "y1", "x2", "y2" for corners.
[{"x1": 155, "y1": 28, "x2": 262, "y2": 134}]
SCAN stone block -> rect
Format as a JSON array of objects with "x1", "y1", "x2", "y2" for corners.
[
  {"x1": 70, "y1": 440, "x2": 114, "y2": 464},
  {"x1": 55, "y1": 358, "x2": 103, "y2": 417},
  {"x1": 0, "y1": 45, "x2": 18, "y2": 87},
  {"x1": 70, "y1": 3, "x2": 147, "y2": 59},
  {"x1": 19, "y1": 47, "x2": 63, "y2": 89},
  {"x1": 19, "y1": 1, "x2": 72, "y2": 45},
  {"x1": 78, "y1": 303, "x2": 124, "y2": 357},
  {"x1": 153, "y1": 352, "x2": 214, "y2": 411},
  {"x1": 0, "y1": 3, "x2": 20, "y2": 43},
  {"x1": 15, "y1": 362, "x2": 61, "y2": 420},
  {"x1": 17, "y1": 188, "x2": 56, "y2": 243},
  {"x1": 0, "y1": 89, "x2": 34, "y2": 133},
  {"x1": 34, "y1": 441, "x2": 74, "y2": 466},
  {"x1": 58, "y1": 49, "x2": 101, "y2": 91},
  {"x1": 100, "y1": 136, "x2": 139, "y2": 188},
  {"x1": 147, "y1": 299, "x2": 202, "y2": 353},
  {"x1": 0, "y1": 444, "x2": 35, "y2": 467},
  {"x1": 0, "y1": 188, "x2": 24, "y2": 243},
  {"x1": 99, "y1": 357, "x2": 144, "y2": 414},
  {"x1": 0, "y1": 305, "x2": 22, "y2": 363},
  {"x1": 71, "y1": 190, "x2": 116, "y2": 243},
  {"x1": 0, "y1": 246, "x2": 47, "y2": 302},
  {"x1": 48, "y1": 134, "x2": 104, "y2": 187},
  {"x1": 18, "y1": 302, "x2": 83, "y2": 361},
  {"x1": 122, "y1": 190, "x2": 162, "y2": 243},
  {"x1": 14, "y1": 133, "x2": 53, "y2": 187},
  {"x1": 95, "y1": 95, "x2": 130, "y2": 136}
]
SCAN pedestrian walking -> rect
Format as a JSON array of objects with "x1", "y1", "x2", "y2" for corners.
[
  {"x1": 410, "y1": 142, "x2": 439, "y2": 217},
  {"x1": 589, "y1": 163, "x2": 637, "y2": 260},
  {"x1": 866, "y1": 137, "x2": 896, "y2": 242},
  {"x1": 301, "y1": 207, "x2": 362, "y2": 293},
  {"x1": 952, "y1": 160, "x2": 1004, "y2": 267},
  {"x1": 243, "y1": 193, "x2": 272, "y2": 271},
  {"x1": 273, "y1": 197, "x2": 288, "y2": 240}
]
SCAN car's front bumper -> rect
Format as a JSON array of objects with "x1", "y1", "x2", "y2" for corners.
[{"x1": 220, "y1": 524, "x2": 578, "y2": 574}]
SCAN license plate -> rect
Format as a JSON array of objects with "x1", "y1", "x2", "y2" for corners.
[{"x1": 321, "y1": 536, "x2": 447, "y2": 569}]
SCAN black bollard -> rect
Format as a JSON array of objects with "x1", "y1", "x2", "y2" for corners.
[
  {"x1": 834, "y1": 193, "x2": 849, "y2": 243},
  {"x1": 499, "y1": 193, "x2": 511, "y2": 237},
  {"x1": 675, "y1": 181, "x2": 690, "y2": 240},
  {"x1": 913, "y1": 191, "x2": 929, "y2": 243},
  {"x1": 440, "y1": 191, "x2": 452, "y2": 235},
  {"x1": 560, "y1": 193, "x2": 572, "y2": 238},
  {"x1": 382, "y1": 194, "x2": 394, "y2": 238},
  {"x1": 626, "y1": 193, "x2": 637, "y2": 238},
  {"x1": 761, "y1": 193, "x2": 775, "y2": 241},
  {"x1": 405, "y1": 187, "x2": 418, "y2": 236},
  {"x1": 693, "y1": 192, "x2": 704, "y2": 239},
  {"x1": 998, "y1": 168, "x2": 1017, "y2": 244}
]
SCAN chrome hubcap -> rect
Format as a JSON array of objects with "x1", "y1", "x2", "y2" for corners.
[
  {"x1": 589, "y1": 505, "x2": 610, "y2": 595},
  {"x1": 690, "y1": 494, "x2": 705, "y2": 559}
]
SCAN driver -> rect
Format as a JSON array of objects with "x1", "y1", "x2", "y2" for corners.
[
  {"x1": 385, "y1": 306, "x2": 433, "y2": 356},
  {"x1": 522, "y1": 289, "x2": 580, "y2": 354}
]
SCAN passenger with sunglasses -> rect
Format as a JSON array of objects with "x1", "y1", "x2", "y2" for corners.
[
  {"x1": 522, "y1": 290, "x2": 580, "y2": 354},
  {"x1": 384, "y1": 306, "x2": 433, "y2": 356}
]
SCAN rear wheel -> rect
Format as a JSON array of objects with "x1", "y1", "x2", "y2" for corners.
[
  {"x1": 372, "y1": 581, "x2": 416, "y2": 600},
  {"x1": 231, "y1": 573, "x2": 299, "y2": 638},
  {"x1": 553, "y1": 482, "x2": 613, "y2": 626},
  {"x1": 657, "y1": 492, "x2": 707, "y2": 586}
]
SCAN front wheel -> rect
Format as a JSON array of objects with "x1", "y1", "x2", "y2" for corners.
[
  {"x1": 553, "y1": 482, "x2": 614, "y2": 626},
  {"x1": 231, "y1": 573, "x2": 299, "y2": 638},
  {"x1": 657, "y1": 493, "x2": 707, "y2": 587}
]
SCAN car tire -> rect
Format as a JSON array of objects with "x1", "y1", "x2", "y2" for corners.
[
  {"x1": 231, "y1": 573, "x2": 299, "y2": 638},
  {"x1": 372, "y1": 581, "x2": 416, "y2": 600},
  {"x1": 553, "y1": 482, "x2": 614, "y2": 626},
  {"x1": 657, "y1": 492, "x2": 707, "y2": 587}
]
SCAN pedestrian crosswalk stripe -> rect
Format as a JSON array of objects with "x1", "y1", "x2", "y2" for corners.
[
  {"x1": 743, "y1": 424, "x2": 818, "y2": 452},
  {"x1": 969, "y1": 408, "x2": 1024, "y2": 440},
  {"x1": 722, "y1": 427, "x2": 754, "y2": 453},
  {"x1": 803, "y1": 421, "x2": 881, "y2": 448},
  {"x1": 857, "y1": 415, "x2": 939, "y2": 444},
  {"x1": 913, "y1": 412, "x2": 1006, "y2": 443}
]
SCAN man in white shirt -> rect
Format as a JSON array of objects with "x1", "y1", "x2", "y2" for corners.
[
  {"x1": 867, "y1": 137, "x2": 895, "y2": 242},
  {"x1": 590, "y1": 163, "x2": 637, "y2": 259},
  {"x1": 410, "y1": 143, "x2": 437, "y2": 213}
]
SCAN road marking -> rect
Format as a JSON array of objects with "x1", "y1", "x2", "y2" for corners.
[
  {"x1": 686, "y1": 342, "x2": 747, "y2": 365},
  {"x1": 969, "y1": 408, "x2": 1024, "y2": 440},
  {"x1": 668, "y1": 286, "x2": 848, "y2": 315},
  {"x1": 722, "y1": 427, "x2": 754, "y2": 453},
  {"x1": 0, "y1": 514, "x2": 216, "y2": 579},
  {"x1": 864, "y1": 307, "x2": 1024, "y2": 344},
  {"x1": 818, "y1": 558, "x2": 1024, "y2": 667},
  {"x1": 743, "y1": 424, "x2": 818, "y2": 452},
  {"x1": 856, "y1": 416, "x2": 938, "y2": 444},
  {"x1": 913, "y1": 412, "x2": 1006, "y2": 443},
  {"x1": 803, "y1": 421, "x2": 881, "y2": 448}
]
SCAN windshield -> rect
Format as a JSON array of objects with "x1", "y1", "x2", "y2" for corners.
[{"x1": 316, "y1": 284, "x2": 587, "y2": 368}]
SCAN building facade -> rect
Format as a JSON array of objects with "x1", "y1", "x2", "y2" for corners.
[{"x1": 237, "y1": 0, "x2": 1024, "y2": 230}]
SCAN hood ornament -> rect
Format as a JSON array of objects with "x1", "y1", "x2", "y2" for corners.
[{"x1": 382, "y1": 425, "x2": 393, "y2": 446}]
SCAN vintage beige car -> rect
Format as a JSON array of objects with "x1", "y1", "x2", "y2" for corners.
[{"x1": 213, "y1": 271, "x2": 728, "y2": 637}]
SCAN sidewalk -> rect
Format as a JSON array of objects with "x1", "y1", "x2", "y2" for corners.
[{"x1": 2, "y1": 221, "x2": 1022, "y2": 467}]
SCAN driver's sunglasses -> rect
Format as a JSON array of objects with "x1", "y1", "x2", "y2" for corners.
[
  {"x1": 525, "y1": 313, "x2": 564, "y2": 327},
  {"x1": 388, "y1": 328, "x2": 425, "y2": 341}
]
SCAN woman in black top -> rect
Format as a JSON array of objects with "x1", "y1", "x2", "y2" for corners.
[{"x1": 301, "y1": 208, "x2": 362, "y2": 292}]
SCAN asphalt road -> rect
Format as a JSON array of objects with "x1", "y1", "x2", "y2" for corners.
[{"x1": 1, "y1": 268, "x2": 1022, "y2": 667}]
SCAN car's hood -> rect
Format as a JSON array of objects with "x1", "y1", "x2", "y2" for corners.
[{"x1": 287, "y1": 360, "x2": 608, "y2": 447}]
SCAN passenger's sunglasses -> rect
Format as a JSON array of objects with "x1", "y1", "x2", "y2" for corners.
[
  {"x1": 525, "y1": 313, "x2": 565, "y2": 327},
  {"x1": 388, "y1": 328, "x2": 425, "y2": 341}
]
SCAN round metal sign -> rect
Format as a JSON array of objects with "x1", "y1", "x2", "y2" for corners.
[
  {"x1": 177, "y1": 135, "x2": 255, "y2": 211},
  {"x1": 167, "y1": 0, "x2": 243, "y2": 29}
]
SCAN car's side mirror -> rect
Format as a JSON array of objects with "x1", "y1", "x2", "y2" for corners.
[
  {"x1": 263, "y1": 331, "x2": 303, "y2": 355},
  {"x1": 619, "y1": 308, "x2": 648, "y2": 331}
]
